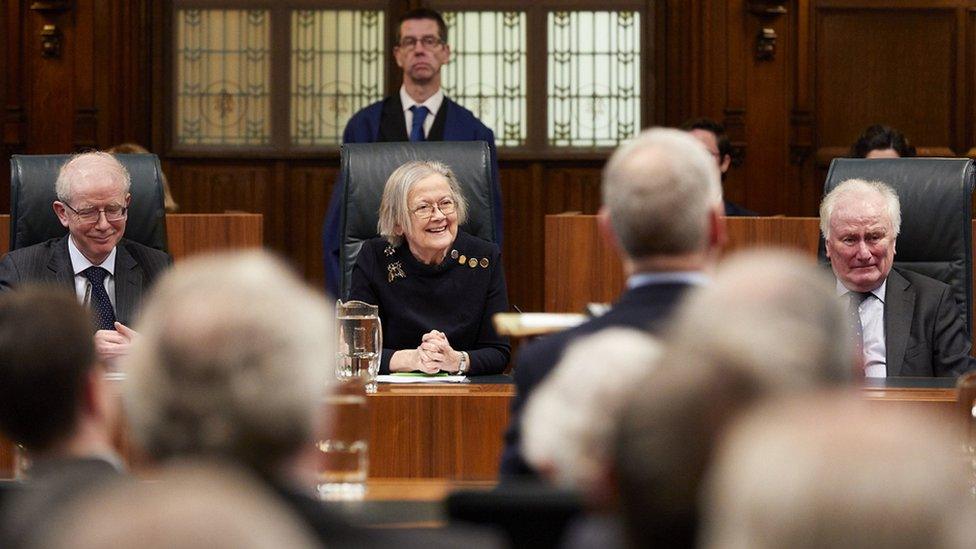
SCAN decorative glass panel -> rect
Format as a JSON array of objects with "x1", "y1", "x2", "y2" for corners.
[
  {"x1": 548, "y1": 11, "x2": 640, "y2": 147},
  {"x1": 291, "y1": 10, "x2": 385, "y2": 146},
  {"x1": 442, "y1": 11, "x2": 527, "y2": 147},
  {"x1": 175, "y1": 9, "x2": 272, "y2": 146}
]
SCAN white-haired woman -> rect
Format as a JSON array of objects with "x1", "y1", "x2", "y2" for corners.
[{"x1": 348, "y1": 160, "x2": 510, "y2": 375}]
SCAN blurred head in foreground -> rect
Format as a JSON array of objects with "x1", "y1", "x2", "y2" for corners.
[
  {"x1": 521, "y1": 328, "x2": 662, "y2": 497},
  {"x1": 0, "y1": 286, "x2": 116, "y2": 457},
  {"x1": 614, "y1": 249, "x2": 855, "y2": 547},
  {"x1": 701, "y1": 393, "x2": 976, "y2": 549},
  {"x1": 600, "y1": 127, "x2": 724, "y2": 274},
  {"x1": 122, "y1": 250, "x2": 333, "y2": 476},
  {"x1": 33, "y1": 462, "x2": 319, "y2": 549}
]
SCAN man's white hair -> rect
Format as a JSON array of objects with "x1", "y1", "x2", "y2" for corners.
[
  {"x1": 601, "y1": 127, "x2": 722, "y2": 258},
  {"x1": 55, "y1": 152, "x2": 131, "y2": 203},
  {"x1": 521, "y1": 328, "x2": 662, "y2": 492},
  {"x1": 122, "y1": 250, "x2": 333, "y2": 473},
  {"x1": 819, "y1": 178, "x2": 901, "y2": 240}
]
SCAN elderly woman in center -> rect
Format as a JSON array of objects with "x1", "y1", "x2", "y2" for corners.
[{"x1": 349, "y1": 160, "x2": 510, "y2": 376}]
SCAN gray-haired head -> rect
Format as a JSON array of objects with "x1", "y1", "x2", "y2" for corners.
[
  {"x1": 701, "y1": 393, "x2": 976, "y2": 549},
  {"x1": 521, "y1": 328, "x2": 662, "y2": 493},
  {"x1": 819, "y1": 178, "x2": 901, "y2": 240},
  {"x1": 122, "y1": 250, "x2": 333, "y2": 474},
  {"x1": 665, "y1": 248, "x2": 854, "y2": 390},
  {"x1": 377, "y1": 160, "x2": 468, "y2": 247},
  {"x1": 601, "y1": 127, "x2": 722, "y2": 259},
  {"x1": 55, "y1": 152, "x2": 131, "y2": 203}
]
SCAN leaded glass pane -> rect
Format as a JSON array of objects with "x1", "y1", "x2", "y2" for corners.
[
  {"x1": 176, "y1": 9, "x2": 272, "y2": 146},
  {"x1": 548, "y1": 11, "x2": 640, "y2": 147},
  {"x1": 442, "y1": 11, "x2": 527, "y2": 147},
  {"x1": 291, "y1": 10, "x2": 385, "y2": 146}
]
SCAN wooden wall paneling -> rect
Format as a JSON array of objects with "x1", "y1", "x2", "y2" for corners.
[
  {"x1": 663, "y1": 0, "x2": 701, "y2": 125},
  {"x1": 791, "y1": 0, "x2": 819, "y2": 216},
  {"x1": 285, "y1": 165, "x2": 338, "y2": 287},
  {"x1": 27, "y1": 5, "x2": 74, "y2": 153},
  {"x1": 1, "y1": 2, "x2": 26, "y2": 213},
  {"x1": 742, "y1": 2, "x2": 793, "y2": 215},
  {"x1": 814, "y1": 6, "x2": 958, "y2": 170},
  {"x1": 500, "y1": 162, "x2": 546, "y2": 313},
  {"x1": 74, "y1": 0, "x2": 97, "y2": 149},
  {"x1": 967, "y1": 8, "x2": 976, "y2": 159}
]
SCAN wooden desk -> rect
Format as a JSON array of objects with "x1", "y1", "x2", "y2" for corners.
[
  {"x1": 0, "y1": 379, "x2": 963, "y2": 481},
  {"x1": 368, "y1": 381, "x2": 515, "y2": 480}
]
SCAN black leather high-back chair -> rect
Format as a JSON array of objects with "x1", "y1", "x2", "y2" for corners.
[
  {"x1": 338, "y1": 141, "x2": 497, "y2": 299},
  {"x1": 820, "y1": 158, "x2": 975, "y2": 333},
  {"x1": 9, "y1": 154, "x2": 168, "y2": 252}
]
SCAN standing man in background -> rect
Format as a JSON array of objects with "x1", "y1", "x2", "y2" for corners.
[{"x1": 322, "y1": 8, "x2": 502, "y2": 297}]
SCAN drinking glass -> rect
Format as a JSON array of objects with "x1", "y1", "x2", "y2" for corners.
[{"x1": 335, "y1": 300, "x2": 382, "y2": 394}]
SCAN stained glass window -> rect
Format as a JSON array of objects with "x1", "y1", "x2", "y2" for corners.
[
  {"x1": 441, "y1": 11, "x2": 527, "y2": 147},
  {"x1": 291, "y1": 10, "x2": 385, "y2": 146},
  {"x1": 548, "y1": 11, "x2": 641, "y2": 147},
  {"x1": 175, "y1": 9, "x2": 272, "y2": 146}
]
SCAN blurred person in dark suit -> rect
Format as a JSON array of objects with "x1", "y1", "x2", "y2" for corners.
[
  {"x1": 614, "y1": 249, "x2": 855, "y2": 548},
  {"x1": 500, "y1": 127, "x2": 726, "y2": 477},
  {"x1": 31, "y1": 462, "x2": 319, "y2": 549},
  {"x1": 0, "y1": 287, "x2": 124, "y2": 549}
]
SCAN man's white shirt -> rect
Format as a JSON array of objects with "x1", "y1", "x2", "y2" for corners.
[{"x1": 68, "y1": 236, "x2": 117, "y2": 310}]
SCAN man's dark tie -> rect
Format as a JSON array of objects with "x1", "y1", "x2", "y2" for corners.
[
  {"x1": 84, "y1": 266, "x2": 116, "y2": 331},
  {"x1": 847, "y1": 291, "x2": 870, "y2": 354},
  {"x1": 409, "y1": 105, "x2": 429, "y2": 142}
]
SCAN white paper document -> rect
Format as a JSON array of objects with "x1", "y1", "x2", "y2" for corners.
[{"x1": 377, "y1": 374, "x2": 469, "y2": 384}]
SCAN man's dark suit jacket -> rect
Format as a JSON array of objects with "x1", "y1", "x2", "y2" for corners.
[
  {"x1": 884, "y1": 268, "x2": 975, "y2": 377},
  {"x1": 0, "y1": 235, "x2": 171, "y2": 325},
  {"x1": 0, "y1": 457, "x2": 123, "y2": 549},
  {"x1": 499, "y1": 281, "x2": 694, "y2": 476},
  {"x1": 322, "y1": 93, "x2": 502, "y2": 297}
]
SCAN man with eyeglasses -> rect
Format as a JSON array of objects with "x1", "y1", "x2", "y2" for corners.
[
  {"x1": 0, "y1": 152, "x2": 171, "y2": 362},
  {"x1": 321, "y1": 7, "x2": 502, "y2": 298}
]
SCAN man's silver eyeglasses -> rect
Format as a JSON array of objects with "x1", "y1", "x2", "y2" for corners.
[
  {"x1": 412, "y1": 199, "x2": 456, "y2": 220},
  {"x1": 63, "y1": 202, "x2": 128, "y2": 223},
  {"x1": 398, "y1": 36, "x2": 444, "y2": 50}
]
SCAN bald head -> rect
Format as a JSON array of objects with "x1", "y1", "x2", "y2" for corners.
[{"x1": 601, "y1": 128, "x2": 723, "y2": 259}]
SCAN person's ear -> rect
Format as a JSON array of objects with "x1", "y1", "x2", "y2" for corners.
[
  {"x1": 53, "y1": 202, "x2": 70, "y2": 228},
  {"x1": 707, "y1": 203, "x2": 727, "y2": 251},
  {"x1": 719, "y1": 153, "x2": 732, "y2": 174},
  {"x1": 597, "y1": 206, "x2": 623, "y2": 253}
]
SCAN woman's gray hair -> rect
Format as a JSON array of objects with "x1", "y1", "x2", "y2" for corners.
[{"x1": 377, "y1": 160, "x2": 468, "y2": 247}]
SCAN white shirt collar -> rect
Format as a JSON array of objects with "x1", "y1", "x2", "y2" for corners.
[
  {"x1": 626, "y1": 270, "x2": 709, "y2": 289},
  {"x1": 400, "y1": 85, "x2": 445, "y2": 118},
  {"x1": 835, "y1": 278, "x2": 887, "y2": 303},
  {"x1": 67, "y1": 236, "x2": 117, "y2": 276}
]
